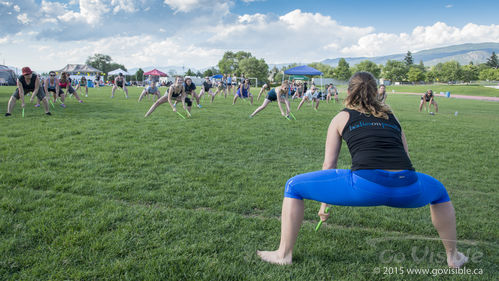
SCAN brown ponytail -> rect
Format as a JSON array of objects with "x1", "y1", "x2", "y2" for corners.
[{"x1": 344, "y1": 72, "x2": 392, "y2": 119}]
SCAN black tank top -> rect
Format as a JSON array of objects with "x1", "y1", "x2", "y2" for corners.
[
  {"x1": 19, "y1": 74, "x2": 37, "y2": 92},
  {"x1": 341, "y1": 108, "x2": 414, "y2": 171}
]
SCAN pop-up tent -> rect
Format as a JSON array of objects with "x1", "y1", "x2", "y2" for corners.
[
  {"x1": 211, "y1": 74, "x2": 223, "y2": 79},
  {"x1": 0, "y1": 65, "x2": 17, "y2": 85},
  {"x1": 58, "y1": 64, "x2": 103, "y2": 75},
  {"x1": 144, "y1": 69, "x2": 167, "y2": 77},
  {"x1": 108, "y1": 68, "x2": 131, "y2": 76},
  {"x1": 283, "y1": 65, "x2": 323, "y2": 89}
]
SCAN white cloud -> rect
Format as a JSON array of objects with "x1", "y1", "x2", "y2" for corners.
[
  {"x1": 111, "y1": 0, "x2": 138, "y2": 13},
  {"x1": 342, "y1": 22, "x2": 499, "y2": 57},
  {"x1": 206, "y1": 9, "x2": 374, "y2": 62},
  {"x1": 163, "y1": 0, "x2": 201, "y2": 13},
  {"x1": 17, "y1": 13, "x2": 30, "y2": 24},
  {"x1": 13, "y1": 4, "x2": 19, "y2": 12},
  {"x1": 445, "y1": 4, "x2": 453, "y2": 8}
]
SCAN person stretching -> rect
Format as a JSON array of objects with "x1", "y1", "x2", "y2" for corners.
[
  {"x1": 75, "y1": 76, "x2": 88, "y2": 97},
  {"x1": 250, "y1": 81, "x2": 291, "y2": 118},
  {"x1": 233, "y1": 78, "x2": 253, "y2": 105},
  {"x1": 144, "y1": 76, "x2": 187, "y2": 117},
  {"x1": 138, "y1": 81, "x2": 161, "y2": 102},
  {"x1": 419, "y1": 90, "x2": 438, "y2": 113},
  {"x1": 297, "y1": 85, "x2": 320, "y2": 111},
  {"x1": 111, "y1": 73, "x2": 129, "y2": 99},
  {"x1": 58, "y1": 72, "x2": 84, "y2": 107},
  {"x1": 257, "y1": 72, "x2": 467, "y2": 269},
  {"x1": 5, "y1": 67, "x2": 51, "y2": 116}
]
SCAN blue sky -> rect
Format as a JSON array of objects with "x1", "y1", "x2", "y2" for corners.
[{"x1": 1, "y1": 0, "x2": 498, "y2": 72}]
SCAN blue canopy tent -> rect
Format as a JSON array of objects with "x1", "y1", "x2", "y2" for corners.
[
  {"x1": 211, "y1": 74, "x2": 223, "y2": 79},
  {"x1": 283, "y1": 65, "x2": 324, "y2": 89}
]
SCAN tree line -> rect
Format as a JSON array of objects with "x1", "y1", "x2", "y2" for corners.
[{"x1": 86, "y1": 51, "x2": 499, "y2": 84}]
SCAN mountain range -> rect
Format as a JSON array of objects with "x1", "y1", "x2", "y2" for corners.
[{"x1": 319, "y1": 42, "x2": 499, "y2": 67}]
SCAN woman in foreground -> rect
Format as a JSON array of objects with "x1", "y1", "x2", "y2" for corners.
[{"x1": 257, "y1": 72, "x2": 467, "y2": 269}]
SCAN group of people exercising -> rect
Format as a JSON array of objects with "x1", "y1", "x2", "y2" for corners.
[{"x1": 5, "y1": 66, "x2": 467, "y2": 272}]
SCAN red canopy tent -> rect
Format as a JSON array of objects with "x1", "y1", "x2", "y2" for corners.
[{"x1": 144, "y1": 69, "x2": 168, "y2": 77}]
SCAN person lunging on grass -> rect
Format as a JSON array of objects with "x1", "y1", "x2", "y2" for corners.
[
  {"x1": 257, "y1": 72, "x2": 467, "y2": 269},
  {"x1": 138, "y1": 81, "x2": 161, "y2": 102},
  {"x1": 58, "y1": 72, "x2": 84, "y2": 107},
  {"x1": 5, "y1": 67, "x2": 51, "y2": 116},
  {"x1": 111, "y1": 73, "x2": 129, "y2": 99},
  {"x1": 199, "y1": 77, "x2": 215, "y2": 103},
  {"x1": 297, "y1": 85, "x2": 320, "y2": 111},
  {"x1": 233, "y1": 78, "x2": 253, "y2": 105},
  {"x1": 144, "y1": 76, "x2": 188, "y2": 117},
  {"x1": 43, "y1": 71, "x2": 59, "y2": 107},
  {"x1": 75, "y1": 76, "x2": 88, "y2": 98},
  {"x1": 250, "y1": 81, "x2": 291, "y2": 118},
  {"x1": 419, "y1": 89, "x2": 438, "y2": 113}
]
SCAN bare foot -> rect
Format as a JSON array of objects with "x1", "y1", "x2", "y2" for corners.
[
  {"x1": 257, "y1": 250, "x2": 292, "y2": 265},
  {"x1": 448, "y1": 251, "x2": 468, "y2": 268}
]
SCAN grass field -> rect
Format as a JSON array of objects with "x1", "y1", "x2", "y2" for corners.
[
  {"x1": 1, "y1": 86, "x2": 498, "y2": 280},
  {"x1": 385, "y1": 84, "x2": 499, "y2": 97}
]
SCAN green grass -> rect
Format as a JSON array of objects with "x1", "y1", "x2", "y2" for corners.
[
  {"x1": 385, "y1": 85, "x2": 499, "y2": 97},
  {"x1": 1, "y1": 86, "x2": 498, "y2": 280}
]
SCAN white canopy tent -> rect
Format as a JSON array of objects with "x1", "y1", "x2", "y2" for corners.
[{"x1": 108, "y1": 69, "x2": 131, "y2": 76}]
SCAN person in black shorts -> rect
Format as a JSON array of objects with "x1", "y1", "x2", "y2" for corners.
[
  {"x1": 144, "y1": 76, "x2": 188, "y2": 117},
  {"x1": 42, "y1": 71, "x2": 60, "y2": 107},
  {"x1": 250, "y1": 81, "x2": 291, "y2": 118},
  {"x1": 199, "y1": 77, "x2": 215, "y2": 103},
  {"x1": 419, "y1": 89, "x2": 438, "y2": 113},
  {"x1": 5, "y1": 67, "x2": 51, "y2": 116},
  {"x1": 184, "y1": 77, "x2": 201, "y2": 108},
  {"x1": 112, "y1": 73, "x2": 129, "y2": 99}
]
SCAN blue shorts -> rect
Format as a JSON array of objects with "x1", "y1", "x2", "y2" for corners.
[{"x1": 284, "y1": 169, "x2": 450, "y2": 208}]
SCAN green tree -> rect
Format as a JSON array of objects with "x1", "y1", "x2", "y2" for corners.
[
  {"x1": 307, "y1": 62, "x2": 334, "y2": 78},
  {"x1": 407, "y1": 67, "x2": 425, "y2": 83},
  {"x1": 352, "y1": 60, "x2": 381, "y2": 78},
  {"x1": 203, "y1": 67, "x2": 218, "y2": 77},
  {"x1": 461, "y1": 64, "x2": 479, "y2": 83},
  {"x1": 382, "y1": 60, "x2": 408, "y2": 82},
  {"x1": 185, "y1": 69, "x2": 196, "y2": 76},
  {"x1": 425, "y1": 69, "x2": 437, "y2": 83},
  {"x1": 86, "y1": 54, "x2": 112, "y2": 73},
  {"x1": 218, "y1": 51, "x2": 252, "y2": 74},
  {"x1": 238, "y1": 57, "x2": 269, "y2": 86},
  {"x1": 479, "y1": 68, "x2": 499, "y2": 80},
  {"x1": 335, "y1": 58, "x2": 351, "y2": 81},
  {"x1": 404, "y1": 51, "x2": 414, "y2": 66},
  {"x1": 486, "y1": 51, "x2": 498, "y2": 68},
  {"x1": 135, "y1": 68, "x2": 144, "y2": 82},
  {"x1": 438, "y1": 61, "x2": 462, "y2": 82}
]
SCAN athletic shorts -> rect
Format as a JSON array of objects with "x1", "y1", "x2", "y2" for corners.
[
  {"x1": 116, "y1": 83, "x2": 124, "y2": 88},
  {"x1": 13, "y1": 88, "x2": 46, "y2": 101},
  {"x1": 284, "y1": 169, "x2": 450, "y2": 208},
  {"x1": 58, "y1": 86, "x2": 75, "y2": 96},
  {"x1": 266, "y1": 89, "x2": 277, "y2": 101}
]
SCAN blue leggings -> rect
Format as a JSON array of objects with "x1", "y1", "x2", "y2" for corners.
[{"x1": 284, "y1": 169, "x2": 450, "y2": 208}]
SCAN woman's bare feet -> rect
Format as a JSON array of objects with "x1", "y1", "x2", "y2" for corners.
[
  {"x1": 257, "y1": 250, "x2": 292, "y2": 265},
  {"x1": 447, "y1": 251, "x2": 468, "y2": 268}
]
